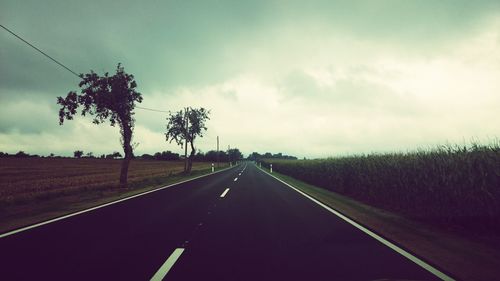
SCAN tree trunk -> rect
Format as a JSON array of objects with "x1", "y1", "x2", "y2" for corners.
[
  {"x1": 119, "y1": 119, "x2": 133, "y2": 188},
  {"x1": 187, "y1": 141, "x2": 195, "y2": 173},
  {"x1": 119, "y1": 157, "x2": 131, "y2": 188},
  {"x1": 184, "y1": 107, "x2": 189, "y2": 173}
]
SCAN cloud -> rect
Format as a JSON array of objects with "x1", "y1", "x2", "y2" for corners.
[
  {"x1": 1, "y1": 1, "x2": 500, "y2": 158},
  {"x1": 0, "y1": 96, "x2": 60, "y2": 134}
]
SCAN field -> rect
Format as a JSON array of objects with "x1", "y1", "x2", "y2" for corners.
[
  {"x1": 0, "y1": 158, "x2": 213, "y2": 204},
  {"x1": 261, "y1": 143, "x2": 500, "y2": 233}
]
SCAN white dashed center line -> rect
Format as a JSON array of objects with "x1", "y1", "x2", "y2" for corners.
[
  {"x1": 234, "y1": 177, "x2": 238, "y2": 182},
  {"x1": 220, "y1": 188, "x2": 230, "y2": 198},
  {"x1": 150, "y1": 248, "x2": 185, "y2": 281}
]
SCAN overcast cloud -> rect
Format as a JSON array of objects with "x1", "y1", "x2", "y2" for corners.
[{"x1": 1, "y1": 0, "x2": 500, "y2": 158}]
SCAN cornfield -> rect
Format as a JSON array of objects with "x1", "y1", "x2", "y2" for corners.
[{"x1": 262, "y1": 143, "x2": 500, "y2": 232}]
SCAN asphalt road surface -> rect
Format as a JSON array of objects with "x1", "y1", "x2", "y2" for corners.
[{"x1": 0, "y1": 162, "x2": 451, "y2": 281}]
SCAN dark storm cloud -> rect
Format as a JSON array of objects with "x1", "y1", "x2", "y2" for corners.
[
  {"x1": 2, "y1": 0, "x2": 499, "y2": 98},
  {"x1": 1, "y1": 0, "x2": 274, "y2": 96}
]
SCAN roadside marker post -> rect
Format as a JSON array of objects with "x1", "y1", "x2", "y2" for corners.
[
  {"x1": 211, "y1": 163, "x2": 214, "y2": 173},
  {"x1": 270, "y1": 164, "x2": 273, "y2": 173}
]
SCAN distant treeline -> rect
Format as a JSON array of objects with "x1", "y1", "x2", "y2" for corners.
[
  {"x1": 0, "y1": 148, "x2": 244, "y2": 162},
  {"x1": 261, "y1": 143, "x2": 500, "y2": 234},
  {"x1": 138, "y1": 148, "x2": 243, "y2": 162},
  {"x1": 0, "y1": 151, "x2": 42, "y2": 158},
  {"x1": 0, "y1": 151, "x2": 124, "y2": 159},
  {"x1": 247, "y1": 152, "x2": 298, "y2": 160}
]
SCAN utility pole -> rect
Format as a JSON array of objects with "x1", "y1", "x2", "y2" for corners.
[
  {"x1": 216, "y1": 136, "x2": 220, "y2": 168},
  {"x1": 184, "y1": 107, "x2": 189, "y2": 172}
]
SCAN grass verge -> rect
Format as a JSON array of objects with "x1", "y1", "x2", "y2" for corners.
[{"x1": 261, "y1": 167, "x2": 500, "y2": 281}]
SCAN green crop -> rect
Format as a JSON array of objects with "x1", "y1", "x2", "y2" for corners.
[{"x1": 262, "y1": 142, "x2": 500, "y2": 233}]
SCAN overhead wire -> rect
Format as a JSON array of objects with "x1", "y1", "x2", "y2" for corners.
[
  {"x1": 1, "y1": 24, "x2": 81, "y2": 79},
  {"x1": 135, "y1": 106, "x2": 169, "y2": 113},
  {"x1": 1, "y1": 24, "x2": 168, "y2": 113}
]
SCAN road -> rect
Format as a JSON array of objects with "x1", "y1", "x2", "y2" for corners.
[{"x1": 0, "y1": 162, "x2": 450, "y2": 280}]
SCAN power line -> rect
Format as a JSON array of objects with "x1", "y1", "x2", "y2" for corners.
[
  {"x1": 136, "y1": 106, "x2": 169, "y2": 113},
  {"x1": 1, "y1": 23, "x2": 168, "y2": 114},
  {"x1": 1, "y1": 24, "x2": 81, "y2": 79}
]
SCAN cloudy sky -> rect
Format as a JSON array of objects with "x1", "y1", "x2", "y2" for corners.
[{"x1": 1, "y1": 0, "x2": 500, "y2": 158}]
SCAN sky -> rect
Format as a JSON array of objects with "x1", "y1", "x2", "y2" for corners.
[{"x1": 1, "y1": 0, "x2": 500, "y2": 158}]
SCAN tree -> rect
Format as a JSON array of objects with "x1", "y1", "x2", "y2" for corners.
[
  {"x1": 247, "y1": 152, "x2": 261, "y2": 160},
  {"x1": 247, "y1": 151, "x2": 297, "y2": 160},
  {"x1": 165, "y1": 107, "x2": 210, "y2": 173},
  {"x1": 73, "y1": 150, "x2": 84, "y2": 158},
  {"x1": 105, "y1": 151, "x2": 123, "y2": 159},
  {"x1": 141, "y1": 153, "x2": 154, "y2": 160},
  {"x1": 163, "y1": 151, "x2": 180, "y2": 161},
  {"x1": 57, "y1": 64, "x2": 142, "y2": 188},
  {"x1": 263, "y1": 152, "x2": 273, "y2": 158},
  {"x1": 15, "y1": 151, "x2": 29, "y2": 158},
  {"x1": 152, "y1": 151, "x2": 180, "y2": 161},
  {"x1": 228, "y1": 148, "x2": 243, "y2": 162},
  {"x1": 204, "y1": 150, "x2": 219, "y2": 162}
]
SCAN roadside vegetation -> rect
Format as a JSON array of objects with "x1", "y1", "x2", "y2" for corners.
[{"x1": 260, "y1": 142, "x2": 500, "y2": 234}]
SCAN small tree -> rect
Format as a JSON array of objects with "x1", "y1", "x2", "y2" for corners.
[
  {"x1": 112, "y1": 151, "x2": 123, "y2": 158},
  {"x1": 15, "y1": 151, "x2": 29, "y2": 158},
  {"x1": 228, "y1": 148, "x2": 243, "y2": 163},
  {"x1": 57, "y1": 64, "x2": 142, "y2": 188},
  {"x1": 165, "y1": 107, "x2": 210, "y2": 173},
  {"x1": 74, "y1": 150, "x2": 84, "y2": 158}
]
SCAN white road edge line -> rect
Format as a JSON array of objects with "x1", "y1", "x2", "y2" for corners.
[
  {"x1": 220, "y1": 188, "x2": 230, "y2": 198},
  {"x1": 234, "y1": 177, "x2": 238, "y2": 182},
  {"x1": 0, "y1": 166, "x2": 236, "y2": 239},
  {"x1": 259, "y1": 166, "x2": 455, "y2": 281},
  {"x1": 150, "y1": 248, "x2": 185, "y2": 281}
]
